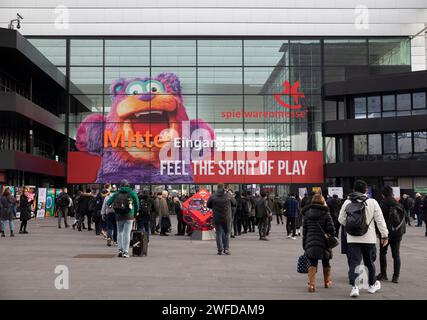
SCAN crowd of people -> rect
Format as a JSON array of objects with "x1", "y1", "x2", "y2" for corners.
[{"x1": 1, "y1": 180, "x2": 427, "y2": 298}]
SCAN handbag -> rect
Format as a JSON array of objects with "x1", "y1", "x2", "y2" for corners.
[
  {"x1": 317, "y1": 222, "x2": 339, "y2": 249},
  {"x1": 297, "y1": 254, "x2": 310, "y2": 274}
]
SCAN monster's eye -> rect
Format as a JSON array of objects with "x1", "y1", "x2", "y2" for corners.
[
  {"x1": 125, "y1": 81, "x2": 146, "y2": 96},
  {"x1": 113, "y1": 84, "x2": 123, "y2": 94},
  {"x1": 146, "y1": 80, "x2": 164, "y2": 93}
]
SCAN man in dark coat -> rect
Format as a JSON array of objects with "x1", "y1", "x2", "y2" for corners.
[
  {"x1": 77, "y1": 189, "x2": 93, "y2": 232},
  {"x1": 327, "y1": 194, "x2": 342, "y2": 237},
  {"x1": 284, "y1": 193, "x2": 300, "y2": 239},
  {"x1": 377, "y1": 186, "x2": 406, "y2": 283},
  {"x1": 207, "y1": 183, "x2": 235, "y2": 255},
  {"x1": 255, "y1": 190, "x2": 272, "y2": 241},
  {"x1": 56, "y1": 187, "x2": 71, "y2": 229},
  {"x1": 302, "y1": 194, "x2": 335, "y2": 292},
  {"x1": 413, "y1": 193, "x2": 423, "y2": 227}
]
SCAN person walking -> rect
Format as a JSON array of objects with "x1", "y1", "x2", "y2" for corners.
[
  {"x1": 423, "y1": 195, "x2": 427, "y2": 237},
  {"x1": 18, "y1": 188, "x2": 34, "y2": 234},
  {"x1": 338, "y1": 180, "x2": 389, "y2": 298},
  {"x1": 377, "y1": 186, "x2": 406, "y2": 284},
  {"x1": 207, "y1": 183, "x2": 235, "y2": 255},
  {"x1": 91, "y1": 190, "x2": 105, "y2": 236},
  {"x1": 173, "y1": 197, "x2": 186, "y2": 236},
  {"x1": 136, "y1": 191, "x2": 153, "y2": 239},
  {"x1": 247, "y1": 191, "x2": 256, "y2": 232},
  {"x1": 302, "y1": 194, "x2": 336, "y2": 292},
  {"x1": 273, "y1": 195, "x2": 284, "y2": 225},
  {"x1": 72, "y1": 190, "x2": 82, "y2": 230},
  {"x1": 101, "y1": 188, "x2": 116, "y2": 247},
  {"x1": 107, "y1": 180, "x2": 139, "y2": 258},
  {"x1": 77, "y1": 189, "x2": 93, "y2": 232},
  {"x1": 400, "y1": 194, "x2": 414, "y2": 226},
  {"x1": 234, "y1": 191, "x2": 243, "y2": 236},
  {"x1": 284, "y1": 193, "x2": 300, "y2": 239},
  {"x1": 413, "y1": 193, "x2": 423, "y2": 227},
  {"x1": 241, "y1": 192, "x2": 250, "y2": 233},
  {"x1": 152, "y1": 192, "x2": 161, "y2": 235},
  {"x1": 229, "y1": 190, "x2": 237, "y2": 238},
  {"x1": 158, "y1": 191, "x2": 172, "y2": 236},
  {"x1": 255, "y1": 190, "x2": 272, "y2": 241},
  {"x1": 56, "y1": 187, "x2": 71, "y2": 229},
  {"x1": 327, "y1": 194, "x2": 342, "y2": 237},
  {"x1": 0, "y1": 188, "x2": 16, "y2": 237}
]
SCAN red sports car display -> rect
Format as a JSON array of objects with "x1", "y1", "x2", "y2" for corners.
[{"x1": 182, "y1": 188, "x2": 213, "y2": 231}]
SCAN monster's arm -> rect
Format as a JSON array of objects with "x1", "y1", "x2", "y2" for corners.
[{"x1": 75, "y1": 114, "x2": 105, "y2": 155}]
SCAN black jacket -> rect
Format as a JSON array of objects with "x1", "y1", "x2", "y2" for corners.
[
  {"x1": 255, "y1": 197, "x2": 272, "y2": 219},
  {"x1": 207, "y1": 188, "x2": 235, "y2": 225},
  {"x1": 19, "y1": 194, "x2": 32, "y2": 221},
  {"x1": 77, "y1": 193, "x2": 93, "y2": 216},
  {"x1": 327, "y1": 197, "x2": 342, "y2": 219},
  {"x1": 302, "y1": 204, "x2": 335, "y2": 260},
  {"x1": 380, "y1": 197, "x2": 406, "y2": 241}
]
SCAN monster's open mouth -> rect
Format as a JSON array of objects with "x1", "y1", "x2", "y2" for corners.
[{"x1": 129, "y1": 110, "x2": 171, "y2": 138}]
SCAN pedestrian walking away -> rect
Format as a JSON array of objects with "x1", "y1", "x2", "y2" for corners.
[
  {"x1": 302, "y1": 194, "x2": 336, "y2": 292},
  {"x1": 56, "y1": 187, "x2": 71, "y2": 229},
  {"x1": 107, "y1": 180, "x2": 139, "y2": 258},
  {"x1": 207, "y1": 183, "x2": 235, "y2": 255},
  {"x1": 338, "y1": 180, "x2": 389, "y2": 298}
]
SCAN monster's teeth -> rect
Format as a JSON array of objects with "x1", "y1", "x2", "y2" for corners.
[{"x1": 134, "y1": 110, "x2": 163, "y2": 117}]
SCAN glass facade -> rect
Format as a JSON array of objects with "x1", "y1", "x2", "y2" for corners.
[{"x1": 27, "y1": 37, "x2": 411, "y2": 171}]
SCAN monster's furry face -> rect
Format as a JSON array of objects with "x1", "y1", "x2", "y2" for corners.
[{"x1": 107, "y1": 73, "x2": 189, "y2": 163}]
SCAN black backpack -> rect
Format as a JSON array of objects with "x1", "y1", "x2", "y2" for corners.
[
  {"x1": 345, "y1": 198, "x2": 373, "y2": 236},
  {"x1": 57, "y1": 194, "x2": 69, "y2": 208},
  {"x1": 388, "y1": 205, "x2": 405, "y2": 235},
  {"x1": 113, "y1": 192, "x2": 132, "y2": 215}
]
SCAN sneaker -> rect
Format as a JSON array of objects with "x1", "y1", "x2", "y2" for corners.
[
  {"x1": 291, "y1": 237, "x2": 296, "y2": 240},
  {"x1": 123, "y1": 252, "x2": 129, "y2": 258},
  {"x1": 23, "y1": 231, "x2": 28, "y2": 234},
  {"x1": 350, "y1": 286, "x2": 359, "y2": 298},
  {"x1": 368, "y1": 281, "x2": 381, "y2": 294},
  {"x1": 107, "y1": 238, "x2": 112, "y2": 247},
  {"x1": 287, "y1": 235, "x2": 291, "y2": 239},
  {"x1": 117, "y1": 251, "x2": 123, "y2": 258},
  {"x1": 217, "y1": 250, "x2": 223, "y2": 255},
  {"x1": 19, "y1": 231, "x2": 23, "y2": 234},
  {"x1": 224, "y1": 250, "x2": 231, "y2": 255},
  {"x1": 392, "y1": 275, "x2": 399, "y2": 284}
]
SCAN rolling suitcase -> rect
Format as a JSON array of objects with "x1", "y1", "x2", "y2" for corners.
[{"x1": 130, "y1": 222, "x2": 148, "y2": 257}]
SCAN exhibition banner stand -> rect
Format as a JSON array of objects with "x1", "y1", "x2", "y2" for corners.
[
  {"x1": 36, "y1": 188, "x2": 47, "y2": 219},
  {"x1": 46, "y1": 188, "x2": 56, "y2": 217}
]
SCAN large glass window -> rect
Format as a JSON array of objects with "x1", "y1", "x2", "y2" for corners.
[
  {"x1": 414, "y1": 131, "x2": 427, "y2": 153},
  {"x1": 368, "y1": 38, "x2": 410, "y2": 65},
  {"x1": 324, "y1": 39, "x2": 368, "y2": 66},
  {"x1": 28, "y1": 39, "x2": 66, "y2": 66},
  {"x1": 396, "y1": 93, "x2": 411, "y2": 116},
  {"x1": 70, "y1": 40, "x2": 103, "y2": 66},
  {"x1": 244, "y1": 40, "x2": 288, "y2": 66},
  {"x1": 198, "y1": 40, "x2": 242, "y2": 66},
  {"x1": 151, "y1": 40, "x2": 196, "y2": 66},
  {"x1": 354, "y1": 97, "x2": 367, "y2": 119},
  {"x1": 368, "y1": 134, "x2": 382, "y2": 155},
  {"x1": 105, "y1": 40, "x2": 149, "y2": 66},
  {"x1": 354, "y1": 135, "x2": 367, "y2": 155},
  {"x1": 397, "y1": 132, "x2": 412, "y2": 158},
  {"x1": 383, "y1": 133, "x2": 396, "y2": 154},
  {"x1": 367, "y1": 96, "x2": 381, "y2": 118}
]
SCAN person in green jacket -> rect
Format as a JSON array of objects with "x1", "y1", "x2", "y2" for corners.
[{"x1": 107, "y1": 179, "x2": 139, "y2": 258}]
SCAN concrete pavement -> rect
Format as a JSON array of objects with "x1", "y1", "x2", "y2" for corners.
[{"x1": 0, "y1": 217, "x2": 426, "y2": 299}]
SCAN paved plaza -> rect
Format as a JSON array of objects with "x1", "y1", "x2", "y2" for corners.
[{"x1": 0, "y1": 217, "x2": 426, "y2": 300}]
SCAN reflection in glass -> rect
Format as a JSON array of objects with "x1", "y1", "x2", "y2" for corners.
[
  {"x1": 324, "y1": 39, "x2": 367, "y2": 66},
  {"x1": 197, "y1": 67, "x2": 242, "y2": 94},
  {"x1": 368, "y1": 38, "x2": 410, "y2": 65},
  {"x1": 244, "y1": 40, "x2": 289, "y2": 66},
  {"x1": 354, "y1": 135, "x2": 367, "y2": 155},
  {"x1": 397, "y1": 132, "x2": 412, "y2": 157},
  {"x1": 152, "y1": 40, "x2": 196, "y2": 66},
  {"x1": 414, "y1": 131, "x2": 427, "y2": 153},
  {"x1": 105, "y1": 40, "x2": 149, "y2": 66},
  {"x1": 198, "y1": 40, "x2": 242, "y2": 66},
  {"x1": 413, "y1": 92, "x2": 426, "y2": 109},
  {"x1": 383, "y1": 133, "x2": 396, "y2": 154},
  {"x1": 70, "y1": 39, "x2": 103, "y2": 66}
]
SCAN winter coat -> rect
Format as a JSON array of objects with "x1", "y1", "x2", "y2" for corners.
[
  {"x1": 338, "y1": 192, "x2": 389, "y2": 244},
  {"x1": 327, "y1": 197, "x2": 342, "y2": 219},
  {"x1": 413, "y1": 196, "x2": 423, "y2": 215},
  {"x1": 0, "y1": 195, "x2": 16, "y2": 221},
  {"x1": 107, "y1": 186, "x2": 139, "y2": 221},
  {"x1": 422, "y1": 197, "x2": 427, "y2": 214},
  {"x1": 207, "y1": 188, "x2": 234, "y2": 226},
  {"x1": 247, "y1": 195, "x2": 256, "y2": 217},
  {"x1": 302, "y1": 204, "x2": 335, "y2": 260},
  {"x1": 380, "y1": 197, "x2": 406, "y2": 241},
  {"x1": 255, "y1": 197, "x2": 272, "y2": 219},
  {"x1": 284, "y1": 197, "x2": 300, "y2": 218},
  {"x1": 174, "y1": 202, "x2": 183, "y2": 221},
  {"x1": 19, "y1": 194, "x2": 32, "y2": 221},
  {"x1": 273, "y1": 198, "x2": 283, "y2": 214},
  {"x1": 234, "y1": 195, "x2": 244, "y2": 219},
  {"x1": 77, "y1": 193, "x2": 93, "y2": 216}
]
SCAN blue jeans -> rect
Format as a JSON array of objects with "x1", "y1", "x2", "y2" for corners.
[
  {"x1": 106, "y1": 212, "x2": 117, "y2": 242},
  {"x1": 215, "y1": 223, "x2": 230, "y2": 252},
  {"x1": 1, "y1": 220, "x2": 14, "y2": 233},
  {"x1": 116, "y1": 220, "x2": 133, "y2": 254}
]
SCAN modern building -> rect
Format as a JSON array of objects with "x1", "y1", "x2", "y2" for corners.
[
  {"x1": 0, "y1": 1, "x2": 426, "y2": 196},
  {"x1": 324, "y1": 70, "x2": 427, "y2": 197}
]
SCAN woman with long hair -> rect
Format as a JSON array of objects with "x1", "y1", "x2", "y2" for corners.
[
  {"x1": 1, "y1": 188, "x2": 17, "y2": 237},
  {"x1": 19, "y1": 188, "x2": 34, "y2": 234},
  {"x1": 302, "y1": 193, "x2": 335, "y2": 292}
]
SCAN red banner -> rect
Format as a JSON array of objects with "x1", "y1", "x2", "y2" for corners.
[{"x1": 67, "y1": 151, "x2": 323, "y2": 184}]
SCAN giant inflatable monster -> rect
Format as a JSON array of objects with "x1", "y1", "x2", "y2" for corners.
[{"x1": 76, "y1": 73, "x2": 214, "y2": 183}]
